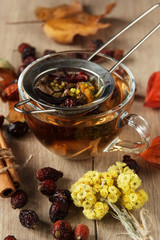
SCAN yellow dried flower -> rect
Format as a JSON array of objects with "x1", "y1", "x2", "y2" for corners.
[
  {"x1": 100, "y1": 185, "x2": 108, "y2": 198},
  {"x1": 83, "y1": 200, "x2": 94, "y2": 209},
  {"x1": 83, "y1": 208, "x2": 96, "y2": 220},
  {"x1": 71, "y1": 161, "x2": 148, "y2": 221},
  {"x1": 94, "y1": 202, "x2": 109, "y2": 220}
]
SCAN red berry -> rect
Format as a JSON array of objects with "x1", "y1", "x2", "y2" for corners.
[
  {"x1": 49, "y1": 201, "x2": 69, "y2": 223},
  {"x1": 49, "y1": 189, "x2": 71, "y2": 204},
  {"x1": 23, "y1": 56, "x2": 36, "y2": 65},
  {"x1": 43, "y1": 49, "x2": 56, "y2": 56},
  {"x1": 18, "y1": 43, "x2": 31, "y2": 53},
  {"x1": 64, "y1": 97, "x2": 76, "y2": 107},
  {"x1": 7, "y1": 121, "x2": 29, "y2": 137},
  {"x1": 21, "y1": 46, "x2": 36, "y2": 61},
  {"x1": 78, "y1": 72, "x2": 89, "y2": 81},
  {"x1": 52, "y1": 220, "x2": 72, "y2": 240},
  {"x1": 38, "y1": 179, "x2": 57, "y2": 196},
  {"x1": 90, "y1": 39, "x2": 104, "y2": 50},
  {"x1": 101, "y1": 49, "x2": 114, "y2": 57},
  {"x1": 11, "y1": 189, "x2": 28, "y2": 209},
  {"x1": 122, "y1": 155, "x2": 140, "y2": 174},
  {"x1": 19, "y1": 209, "x2": 39, "y2": 229},
  {"x1": 36, "y1": 167, "x2": 63, "y2": 182},
  {"x1": 73, "y1": 224, "x2": 90, "y2": 240},
  {"x1": 4, "y1": 236, "x2": 17, "y2": 240}
]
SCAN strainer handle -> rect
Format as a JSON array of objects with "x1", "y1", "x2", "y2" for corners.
[
  {"x1": 105, "y1": 112, "x2": 151, "y2": 154},
  {"x1": 88, "y1": 3, "x2": 160, "y2": 72},
  {"x1": 14, "y1": 99, "x2": 57, "y2": 114}
]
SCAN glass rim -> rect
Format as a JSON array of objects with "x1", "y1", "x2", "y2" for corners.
[{"x1": 18, "y1": 50, "x2": 135, "y2": 118}]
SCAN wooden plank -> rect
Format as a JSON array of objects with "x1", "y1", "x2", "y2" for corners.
[{"x1": 0, "y1": 0, "x2": 160, "y2": 239}]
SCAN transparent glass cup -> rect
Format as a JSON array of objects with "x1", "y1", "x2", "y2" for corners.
[{"x1": 15, "y1": 51, "x2": 151, "y2": 160}]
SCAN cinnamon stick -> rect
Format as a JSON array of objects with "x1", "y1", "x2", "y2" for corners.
[
  {"x1": 0, "y1": 155, "x2": 15, "y2": 197},
  {"x1": 0, "y1": 129, "x2": 20, "y2": 197}
]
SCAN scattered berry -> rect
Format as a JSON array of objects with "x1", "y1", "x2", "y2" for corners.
[
  {"x1": 21, "y1": 46, "x2": 36, "y2": 61},
  {"x1": 101, "y1": 49, "x2": 114, "y2": 57},
  {"x1": 18, "y1": 43, "x2": 31, "y2": 53},
  {"x1": 7, "y1": 121, "x2": 29, "y2": 137},
  {"x1": 11, "y1": 189, "x2": 28, "y2": 209},
  {"x1": 49, "y1": 189, "x2": 71, "y2": 204},
  {"x1": 90, "y1": 39, "x2": 104, "y2": 50},
  {"x1": 43, "y1": 49, "x2": 56, "y2": 56},
  {"x1": 64, "y1": 97, "x2": 76, "y2": 107},
  {"x1": 23, "y1": 56, "x2": 36, "y2": 65},
  {"x1": 0, "y1": 114, "x2": 4, "y2": 127},
  {"x1": 4, "y1": 236, "x2": 17, "y2": 240},
  {"x1": 19, "y1": 209, "x2": 39, "y2": 229},
  {"x1": 36, "y1": 167, "x2": 63, "y2": 182},
  {"x1": 51, "y1": 220, "x2": 72, "y2": 240},
  {"x1": 38, "y1": 179, "x2": 57, "y2": 196},
  {"x1": 49, "y1": 201, "x2": 69, "y2": 223},
  {"x1": 123, "y1": 155, "x2": 140, "y2": 174},
  {"x1": 73, "y1": 224, "x2": 90, "y2": 240}
]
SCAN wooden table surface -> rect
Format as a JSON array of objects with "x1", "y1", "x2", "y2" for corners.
[{"x1": 0, "y1": 0, "x2": 160, "y2": 239}]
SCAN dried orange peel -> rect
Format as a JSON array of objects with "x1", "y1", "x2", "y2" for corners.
[{"x1": 35, "y1": 1, "x2": 116, "y2": 44}]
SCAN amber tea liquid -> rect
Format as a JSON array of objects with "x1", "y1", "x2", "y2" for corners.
[{"x1": 25, "y1": 74, "x2": 131, "y2": 160}]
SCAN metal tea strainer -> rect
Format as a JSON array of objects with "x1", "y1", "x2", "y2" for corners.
[{"x1": 14, "y1": 3, "x2": 160, "y2": 115}]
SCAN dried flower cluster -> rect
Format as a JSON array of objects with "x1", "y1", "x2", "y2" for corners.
[{"x1": 71, "y1": 161, "x2": 148, "y2": 220}]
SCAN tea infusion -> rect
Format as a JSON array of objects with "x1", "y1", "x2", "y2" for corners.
[{"x1": 26, "y1": 70, "x2": 130, "y2": 160}]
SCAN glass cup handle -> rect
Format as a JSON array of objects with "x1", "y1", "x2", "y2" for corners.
[{"x1": 106, "y1": 112, "x2": 151, "y2": 154}]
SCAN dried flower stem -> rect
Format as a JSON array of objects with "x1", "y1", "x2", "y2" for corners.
[{"x1": 104, "y1": 199, "x2": 153, "y2": 240}]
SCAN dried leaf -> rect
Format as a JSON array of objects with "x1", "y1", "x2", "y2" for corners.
[
  {"x1": 0, "y1": 68, "x2": 17, "y2": 95},
  {"x1": 35, "y1": 1, "x2": 115, "y2": 43},
  {"x1": 35, "y1": 0, "x2": 82, "y2": 21},
  {"x1": 43, "y1": 12, "x2": 110, "y2": 44},
  {"x1": 140, "y1": 136, "x2": 160, "y2": 167},
  {"x1": 7, "y1": 101, "x2": 25, "y2": 122},
  {"x1": 144, "y1": 71, "x2": 160, "y2": 108}
]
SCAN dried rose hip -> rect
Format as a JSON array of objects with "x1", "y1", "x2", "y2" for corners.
[
  {"x1": 0, "y1": 114, "x2": 4, "y2": 127},
  {"x1": 49, "y1": 189, "x2": 71, "y2": 204},
  {"x1": 18, "y1": 43, "x2": 31, "y2": 53},
  {"x1": 64, "y1": 97, "x2": 76, "y2": 107},
  {"x1": 52, "y1": 220, "x2": 72, "y2": 240},
  {"x1": 11, "y1": 189, "x2": 28, "y2": 209},
  {"x1": 23, "y1": 56, "x2": 36, "y2": 65},
  {"x1": 38, "y1": 179, "x2": 57, "y2": 196},
  {"x1": 36, "y1": 167, "x2": 63, "y2": 182},
  {"x1": 43, "y1": 49, "x2": 56, "y2": 56},
  {"x1": 19, "y1": 209, "x2": 39, "y2": 229},
  {"x1": 123, "y1": 155, "x2": 140, "y2": 174},
  {"x1": 73, "y1": 224, "x2": 90, "y2": 240},
  {"x1": 21, "y1": 46, "x2": 36, "y2": 61},
  {"x1": 49, "y1": 201, "x2": 69, "y2": 223},
  {"x1": 7, "y1": 121, "x2": 29, "y2": 137},
  {"x1": 4, "y1": 236, "x2": 17, "y2": 240},
  {"x1": 90, "y1": 39, "x2": 104, "y2": 50}
]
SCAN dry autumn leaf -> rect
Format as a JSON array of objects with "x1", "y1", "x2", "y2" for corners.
[
  {"x1": 144, "y1": 71, "x2": 160, "y2": 108},
  {"x1": 35, "y1": 1, "x2": 116, "y2": 44},
  {"x1": 35, "y1": 0, "x2": 82, "y2": 21},
  {"x1": 140, "y1": 136, "x2": 160, "y2": 167},
  {"x1": 7, "y1": 101, "x2": 25, "y2": 123}
]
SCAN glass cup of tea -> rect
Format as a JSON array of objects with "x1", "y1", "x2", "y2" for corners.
[{"x1": 14, "y1": 51, "x2": 151, "y2": 160}]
